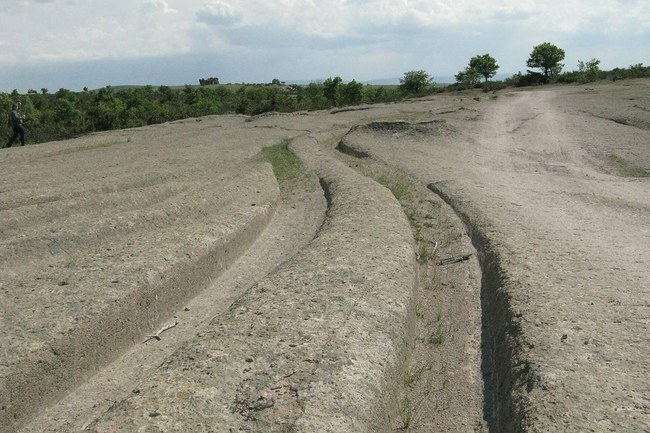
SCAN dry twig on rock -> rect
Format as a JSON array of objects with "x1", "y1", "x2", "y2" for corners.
[
  {"x1": 143, "y1": 320, "x2": 179, "y2": 343},
  {"x1": 437, "y1": 253, "x2": 472, "y2": 266}
]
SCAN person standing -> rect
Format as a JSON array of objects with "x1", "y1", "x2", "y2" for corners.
[{"x1": 7, "y1": 103, "x2": 26, "y2": 147}]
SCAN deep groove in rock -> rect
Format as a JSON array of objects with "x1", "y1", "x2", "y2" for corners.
[
  {"x1": 427, "y1": 181, "x2": 529, "y2": 433},
  {"x1": 336, "y1": 139, "x2": 371, "y2": 159},
  {"x1": 2, "y1": 192, "x2": 277, "y2": 432}
]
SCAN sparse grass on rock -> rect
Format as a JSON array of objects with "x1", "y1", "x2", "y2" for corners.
[
  {"x1": 262, "y1": 138, "x2": 304, "y2": 182},
  {"x1": 335, "y1": 144, "x2": 485, "y2": 432},
  {"x1": 607, "y1": 154, "x2": 650, "y2": 177}
]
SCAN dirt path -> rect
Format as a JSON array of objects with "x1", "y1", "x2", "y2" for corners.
[
  {"x1": 479, "y1": 87, "x2": 649, "y2": 432},
  {"x1": 455, "y1": 87, "x2": 649, "y2": 432},
  {"x1": 344, "y1": 82, "x2": 650, "y2": 431}
]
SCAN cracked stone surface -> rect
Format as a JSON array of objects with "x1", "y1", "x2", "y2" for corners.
[{"x1": 2, "y1": 79, "x2": 649, "y2": 433}]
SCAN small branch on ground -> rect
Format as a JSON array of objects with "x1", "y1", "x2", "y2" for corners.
[
  {"x1": 437, "y1": 253, "x2": 472, "y2": 266},
  {"x1": 143, "y1": 321, "x2": 179, "y2": 343},
  {"x1": 432, "y1": 241, "x2": 439, "y2": 257}
]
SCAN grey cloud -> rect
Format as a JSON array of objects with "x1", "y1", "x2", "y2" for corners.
[{"x1": 219, "y1": 23, "x2": 376, "y2": 50}]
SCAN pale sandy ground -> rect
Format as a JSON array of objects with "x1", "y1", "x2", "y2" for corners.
[
  {"x1": 340, "y1": 80, "x2": 650, "y2": 432},
  {"x1": 1, "y1": 79, "x2": 648, "y2": 432}
]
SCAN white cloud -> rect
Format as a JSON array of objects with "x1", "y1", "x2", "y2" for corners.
[
  {"x1": 1, "y1": 0, "x2": 649, "y2": 91},
  {"x1": 141, "y1": 0, "x2": 179, "y2": 14},
  {"x1": 196, "y1": 1, "x2": 242, "y2": 26}
]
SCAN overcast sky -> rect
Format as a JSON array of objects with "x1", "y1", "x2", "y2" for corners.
[{"x1": 1, "y1": 0, "x2": 648, "y2": 92}]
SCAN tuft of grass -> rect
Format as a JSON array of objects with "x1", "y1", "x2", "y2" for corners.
[
  {"x1": 607, "y1": 154, "x2": 649, "y2": 177},
  {"x1": 377, "y1": 174, "x2": 411, "y2": 200},
  {"x1": 427, "y1": 324, "x2": 445, "y2": 346},
  {"x1": 404, "y1": 362, "x2": 432, "y2": 388},
  {"x1": 416, "y1": 245, "x2": 432, "y2": 264},
  {"x1": 424, "y1": 275, "x2": 440, "y2": 291},
  {"x1": 262, "y1": 139, "x2": 304, "y2": 181},
  {"x1": 398, "y1": 396, "x2": 416, "y2": 430}
]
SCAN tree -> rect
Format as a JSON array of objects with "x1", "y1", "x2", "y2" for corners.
[
  {"x1": 54, "y1": 98, "x2": 84, "y2": 129},
  {"x1": 399, "y1": 70, "x2": 433, "y2": 96},
  {"x1": 339, "y1": 80, "x2": 364, "y2": 106},
  {"x1": 323, "y1": 76, "x2": 342, "y2": 106},
  {"x1": 577, "y1": 58, "x2": 601, "y2": 82},
  {"x1": 303, "y1": 82, "x2": 327, "y2": 110},
  {"x1": 527, "y1": 42, "x2": 565, "y2": 80},
  {"x1": 158, "y1": 85, "x2": 175, "y2": 103},
  {"x1": 455, "y1": 67, "x2": 481, "y2": 87},
  {"x1": 89, "y1": 86, "x2": 126, "y2": 130},
  {"x1": 469, "y1": 54, "x2": 499, "y2": 82}
]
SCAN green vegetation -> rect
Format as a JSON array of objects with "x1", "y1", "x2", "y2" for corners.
[
  {"x1": 470, "y1": 54, "x2": 500, "y2": 82},
  {"x1": 527, "y1": 42, "x2": 566, "y2": 80},
  {"x1": 607, "y1": 154, "x2": 650, "y2": 178},
  {"x1": 399, "y1": 70, "x2": 434, "y2": 96},
  {"x1": 3, "y1": 43, "x2": 650, "y2": 148},
  {"x1": 1, "y1": 80, "x2": 401, "y2": 146},
  {"x1": 577, "y1": 58, "x2": 602, "y2": 82},
  {"x1": 427, "y1": 324, "x2": 446, "y2": 346},
  {"x1": 261, "y1": 139, "x2": 304, "y2": 182},
  {"x1": 398, "y1": 396, "x2": 417, "y2": 430},
  {"x1": 506, "y1": 62, "x2": 650, "y2": 87},
  {"x1": 455, "y1": 53, "x2": 499, "y2": 89},
  {"x1": 405, "y1": 363, "x2": 432, "y2": 388},
  {"x1": 376, "y1": 174, "x2": 411, "y2": 200},
  {"x1": 455, "y1": 67, "x2": 482, "y2": 88}
]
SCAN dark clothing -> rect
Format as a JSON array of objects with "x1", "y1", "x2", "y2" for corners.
[
  {"x1": 9, "y1": 109, "x2": 21, "y2": 128},
  {"x1": 8, "y1": 125, "x2": 25, "y2": 147},
  {"x1": 7, "y1": 109, "x2": 25, "y2": 147}
]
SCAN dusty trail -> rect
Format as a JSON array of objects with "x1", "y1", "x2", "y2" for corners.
[
  {"x1": 477, "y1": 89, "x2": 650, "y2": 432},
  {"x1": 346, "y1": 84, "x2": 650, "y2": 431}
]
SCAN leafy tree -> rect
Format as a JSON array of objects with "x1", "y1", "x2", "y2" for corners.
[
  {"x1": 527, "y1": 42, "x2": 565, "y2": 80},
  {"x1": 158, "y1": 85, "x2": 175, "y2": 103},
  {"x1": 54, "y1": 99, "x2": 83, "y2": 125},
  {"x1": 182, "y1": 85, "x2": 201, "y2": 105},
  {"x1": 119, "y1": 87, "x2": 159, "y2": 126},
  {"x1": 363, "y1": 86, "x2": 398, "y2": 104},
  {"x1": 399, "y1": 70, "x2": 433, "y2": 96},
  {"x1": 455, "y1": 67, "x2": 481, "y2": 87},
  {"x1": 55, "y1": 87, "x2": 78, "y2": 101},
  {"x1": 323, "y1": 76, "x2": 342, "y2": 106},
  {"x1": 577, "y1": 58, "x2": 601, "y2": 82},
  {"x1": 339, "y1": 79, "x2": 364, "y2": 106},
  {"x1": 301, "y1": 83, "x2": 327, "y2": 110},
  {"x1": 235, "y1": 86, "x2": 274, "y2": 115},
  {"x1": 469, "y1": 54, "x2": 499, "y2": 82},
  {"x1": 89, "y1": 87, "x2": 126, "y2": 130}
]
